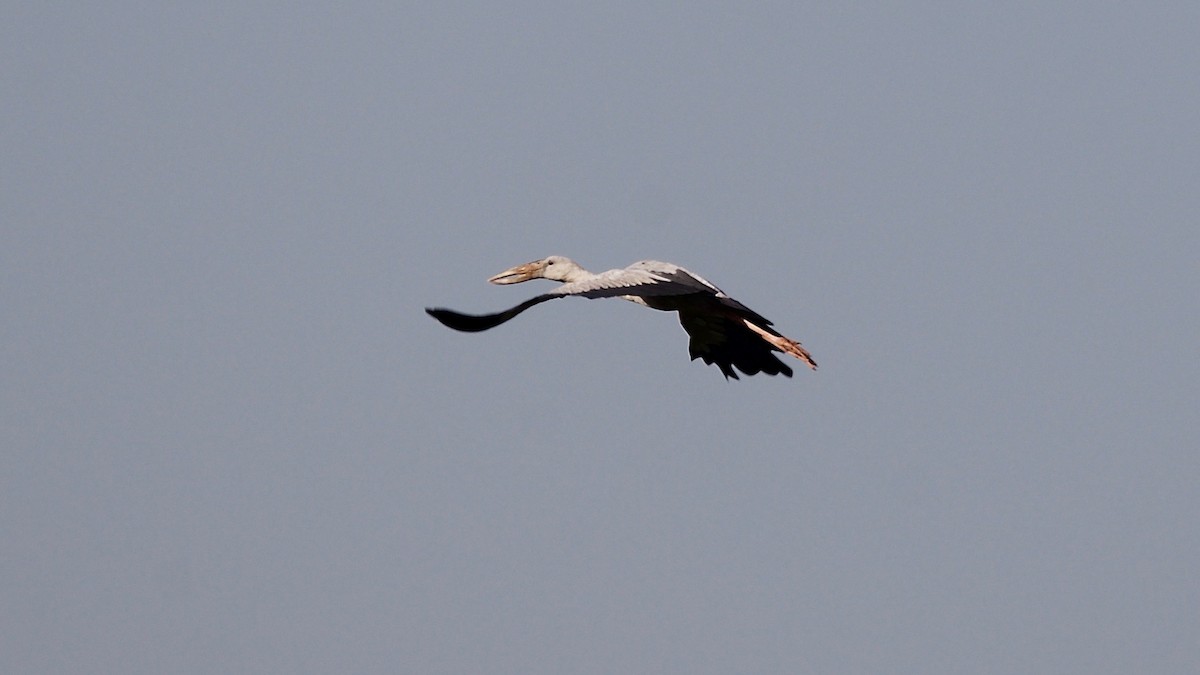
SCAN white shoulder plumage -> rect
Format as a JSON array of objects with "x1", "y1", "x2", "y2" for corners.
[
  {"x1": 550, "y1": 268, "x2": 669, "y2": 297},
  {"x1": 627, "y1": 260, "x2": 725, "y2": 296}
]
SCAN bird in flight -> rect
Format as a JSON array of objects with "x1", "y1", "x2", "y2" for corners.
[{"x1": 425, "y1": 256, "x2": 817, "y2": 379}]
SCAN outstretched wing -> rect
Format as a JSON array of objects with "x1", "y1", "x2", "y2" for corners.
[
  {"x1": 679, "y1": 310, "x2": 796, "y2": 380},
  {"x1": 422, "y1": 266, "x2": 678, "y2": 333},
  {"x1": 678, "y1": 304, "x2": 817, "y2": 379},
  {"x1": 425, "y1": 294, "x2": 559, "y2": 332},
  {"x1": 629, "y1": 262, "x2": 778, "y2": 327},
  {"x1": 547, "y1": 265, "x2": 708, "y2": 299}
]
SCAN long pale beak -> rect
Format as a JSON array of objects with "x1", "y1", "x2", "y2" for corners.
[{"x1": 488, "y1": 261, "x2": 543, "y2": 285}]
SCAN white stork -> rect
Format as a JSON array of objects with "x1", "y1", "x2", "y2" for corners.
[{"x1": 425, "y1": 256, "x2": 817, "y2": 379}]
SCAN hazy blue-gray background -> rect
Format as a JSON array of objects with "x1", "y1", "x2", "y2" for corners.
[{"x1": 4, "y1": 4, "x2": 1197, "y2": 673}]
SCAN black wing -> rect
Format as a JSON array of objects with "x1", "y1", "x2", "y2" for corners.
[
  {"x1": 678, "y1": 309, "x2": 795, "y2": 380},
  {"x1": 425, "y1": 294, "x2": 559, "y2": 332}
]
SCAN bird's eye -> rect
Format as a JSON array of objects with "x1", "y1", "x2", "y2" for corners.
[{"x1": 546, "y1": 260, "x2": 554, "y2": 265}]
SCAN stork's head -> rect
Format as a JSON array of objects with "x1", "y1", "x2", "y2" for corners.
[{"x1": 489, "y1": 256, "x2": 580, "y2": 284}]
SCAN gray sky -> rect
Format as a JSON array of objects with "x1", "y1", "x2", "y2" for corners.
[{"x1": 4, "y1": 3, "x2": 1198, "y2": 673}]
